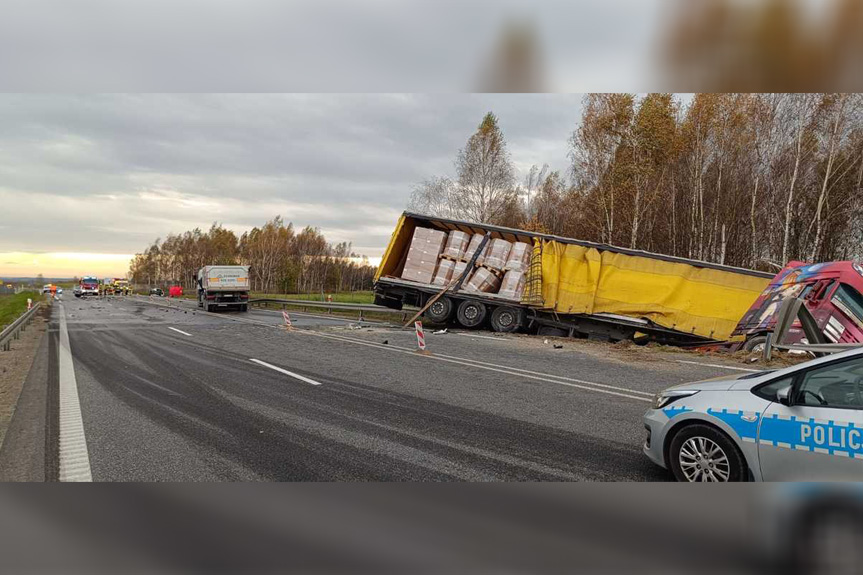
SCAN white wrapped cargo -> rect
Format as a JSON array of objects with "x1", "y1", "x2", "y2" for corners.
[
  {"x1": 482, "y1": 238, "x2": 512, "y2": 271},
  {"x1": 465, "y1": 233, "x2": 490, "y2": 264},
  {"x1": 441, "y1": 231, "x2": 470, "y2": 260},
  {"x1": 504, "y1": 242, "x2": 532, "y2": 273},
  {"x1": 464, "y1": 267, "x2": 501, "y2": 294},
  {"x1": 431, "y1": 258, "x2": 455, "y2": 285},
  {"x1": 401, "y1": 227, "x2": 447, "y2": 284},
  {"x1": 498, "y1": 270, "x2": 526, "y2": 301}
]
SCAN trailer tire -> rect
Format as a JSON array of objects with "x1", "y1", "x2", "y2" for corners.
[
  {"x1": 456, "y1": 300, "x2": 487, "y2": 328},
  {"x1": 743, "y1": 335, "x2": 768, "y2": 353},
  {"x1": 490, "y1": 306, "x2": 523, "y2": 333},
  {"x1": 425, "y1": 296, "x2": 454, "y2": 323}
]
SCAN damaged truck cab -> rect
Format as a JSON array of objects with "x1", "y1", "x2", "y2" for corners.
[{"x1": 732, "y1": 261, "x2": 863, "y2": 352}]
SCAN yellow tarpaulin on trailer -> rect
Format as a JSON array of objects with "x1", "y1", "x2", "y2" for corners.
[{"x1": 539, "y1": 240, "x2": 770, "y2": 340}]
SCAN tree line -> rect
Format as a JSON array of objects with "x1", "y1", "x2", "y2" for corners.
[
  {"x1": 129, "y1": 218, "x2": 376, "y2": 294},
  {"x1": 410, "y1": 95, "x2": 863, "y2": 271}
]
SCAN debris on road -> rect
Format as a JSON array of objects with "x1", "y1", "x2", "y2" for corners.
[{"x1": 433, "y1": 328, "x2": 448, "y2": 335}]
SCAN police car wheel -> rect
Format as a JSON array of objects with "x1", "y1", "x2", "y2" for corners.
[{"x1": 669, "y1": 424, "x2": 746, "y2": 482}]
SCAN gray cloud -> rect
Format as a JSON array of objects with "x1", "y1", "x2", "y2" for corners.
[
  {"x1": 4, "y1": 94, "x2": 582, "y2": 256},
  {"x1": 0, "y1": 1, "x2": 659, "y2": 92}
]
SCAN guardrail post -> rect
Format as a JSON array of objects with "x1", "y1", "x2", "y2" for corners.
[{"x1": 762, "y1": 332, "x2": 773, "y2": 362}]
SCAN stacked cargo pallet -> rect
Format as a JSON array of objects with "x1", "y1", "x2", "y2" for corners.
[{"x1": 400, "y1": 226, "x2": 531, "y2": 302}]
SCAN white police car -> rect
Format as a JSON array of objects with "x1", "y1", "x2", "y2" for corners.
[{"x1": 644, "y1": 347, "x2": 863, "y2": 481}]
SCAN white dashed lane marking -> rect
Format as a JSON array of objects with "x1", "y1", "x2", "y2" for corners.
[{"x1": 249, "y1": 359, "x2": 323, "y2": 386}]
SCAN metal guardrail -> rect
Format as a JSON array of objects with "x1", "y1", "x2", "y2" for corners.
[
  {"x1": 0, "y1": 302, "x2": 41, "y2": 352},
  {"x1": 762, "y1": 297, "x2": 863, "y2": 360},
  {"x1": 249, "y1": 298, "x2": 417, "y2": 322}
]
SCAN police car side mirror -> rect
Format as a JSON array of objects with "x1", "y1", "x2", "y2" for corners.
[{"x1": 776, "y1": 385, "x2": 793, "y2": 407}]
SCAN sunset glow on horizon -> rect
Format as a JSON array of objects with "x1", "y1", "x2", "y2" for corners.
[{"x1": 0, "y1": 252, "x2": 133, "y2": 278}]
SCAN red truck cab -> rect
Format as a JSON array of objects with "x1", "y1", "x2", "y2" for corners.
[{"x1": 732, "y1": 261, "x2": 863, "y2": 350}]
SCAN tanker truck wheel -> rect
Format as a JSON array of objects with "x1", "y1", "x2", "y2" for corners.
[
  {"x1": 425, "y1": 296, "x2": 454, "y2": 323},
  {"x1": 490, "y1": 306, "x2": 524, "y2": 333},
  {"x1": 456, "y1": 300, "x2": 487, "y2": 329}
]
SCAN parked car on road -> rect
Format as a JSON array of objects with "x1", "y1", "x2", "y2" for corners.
[
  {"x1": 149, "y1": 288, "x2": 164, "y2": 296},
  {"x1": 644, "y1": 347, "x2": 863, "y2": 481}
]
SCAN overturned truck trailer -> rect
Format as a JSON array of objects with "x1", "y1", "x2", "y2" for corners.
[{"x1": 374, "y1": 213, "x2": 774, "y2": 345}]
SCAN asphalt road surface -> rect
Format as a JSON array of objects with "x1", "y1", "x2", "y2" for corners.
[{"x1": 13, "y1": 296, "x2": 764, "y2": 481}]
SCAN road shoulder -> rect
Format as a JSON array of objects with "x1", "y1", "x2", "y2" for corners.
[{"x1": 0, "y1": 307, "x2": 52, "y2": 481}]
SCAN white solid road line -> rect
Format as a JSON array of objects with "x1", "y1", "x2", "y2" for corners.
[
  {"x1": 168, "y1": 327, "x2": 193, "y2": 337},
  {"x1": 673, "y1": 360, "x2": 760, "y2": 373},
  {"x1": 58, "y1": 304, "x2": 93, "y2": 482},
  {"x1": 455, "y1": 333, "x2": 500, "y2": 341},
  {"x1": 308, "y1": 331, "x2": 652, "y2": 402},
  {"x1": 314, "y1": 330, "x2": 655, "y2": 397},
  {"x1": 249, "y1": 359, "x2": 323, "y2": 386}
]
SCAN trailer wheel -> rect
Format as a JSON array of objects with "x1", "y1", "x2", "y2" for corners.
[
  {"x1": 456, "y1": 300, "x2": 487, "y2": 328},
  {"x1": 425, "y1": 296, "x2": 454, "y2": 323},
  {"x1": 743, "y1": 335, "x2": 768, "y2": 353},
  {"x1": 490, "y1": 306, "x2": 523, "y2": 333}
]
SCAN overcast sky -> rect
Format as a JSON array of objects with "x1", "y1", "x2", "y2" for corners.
[{"x1": 1, "y1": 94, "x2": 582, "y2": 276}]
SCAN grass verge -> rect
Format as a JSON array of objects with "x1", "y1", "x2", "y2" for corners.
[{"x1": 0, "y1": 292, "x2": 43, "y2": 330}]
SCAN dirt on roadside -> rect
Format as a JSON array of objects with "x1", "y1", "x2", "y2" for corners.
[
  {"x1": 0, "y1": 306, "x2": 49, "y2": 450},
  {"x1": 507, "y1": 331, "x2": 811, "y2": 371}
]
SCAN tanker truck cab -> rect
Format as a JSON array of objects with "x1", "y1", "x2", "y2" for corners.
[{"x1": 197, "y1": 265, "x2": 250, "y2": 312}]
